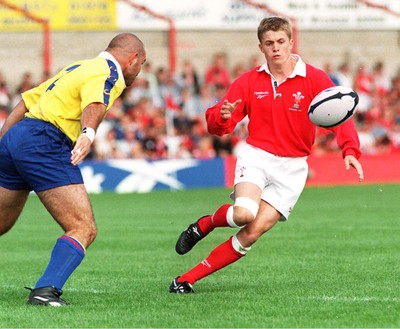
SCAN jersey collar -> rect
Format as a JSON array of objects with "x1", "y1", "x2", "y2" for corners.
[
  {"x1": 98, "y1": 51, "x2": 126, "y2": 87},
  {"x1": 257, "y1": 54, "x2": 306, "y2": 78}
]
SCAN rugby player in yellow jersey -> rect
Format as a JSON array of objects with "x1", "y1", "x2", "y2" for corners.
[{"x1": 0, "y1": 33, "x2": 146, "y2": 306}]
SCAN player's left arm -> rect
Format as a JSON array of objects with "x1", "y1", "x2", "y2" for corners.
[
  {"x1": 0, "y1": 100, "x2": 29, "y2": 140},
  {"x1": 71, "y1": 102, "x2": 106, "y2": 166}
]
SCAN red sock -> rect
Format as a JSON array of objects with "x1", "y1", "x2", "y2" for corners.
[
  {"x1": 197, "y1": 204, "x2": 231, "y2": 235},
  {"x1": 179, "y1": 236, "x2": 244, "y2": 284}
]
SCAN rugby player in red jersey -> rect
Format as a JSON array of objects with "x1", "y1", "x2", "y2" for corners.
[{"x1": 170, "y1": 16, "x2": 364, "y2": 293}]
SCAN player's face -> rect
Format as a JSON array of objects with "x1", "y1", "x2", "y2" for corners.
[
  {"x1": 124, "y1": 51, "x2": 147, "y2": 86},
  {"x1": 258, "y1": 30, "x2": 293, "y2": 67}
]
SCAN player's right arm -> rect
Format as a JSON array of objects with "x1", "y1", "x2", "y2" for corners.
[
  {"x1": 70, "y1": 102, "x2": 107, "y2": 166},
  {"x1": 206, "y1": 79, "x2": 247, "y2": 136},
  {"x1": 0, "y1": 100, "x2": 29, "y2": 139}
]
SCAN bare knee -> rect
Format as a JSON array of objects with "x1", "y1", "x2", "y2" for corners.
[
  {"x1": 65, "y1": 219, "x2": 97, "y2": 248},
  {"x1": 86, "y1": 221, "x2": 98, "y2": 246},
  {"x1": 233, "y1": 206, "x2": 256, "y2": 226}
]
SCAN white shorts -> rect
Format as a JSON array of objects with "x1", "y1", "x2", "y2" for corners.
[{"x1": 233, "y1": 143, "x2": 308, "y2": 220}]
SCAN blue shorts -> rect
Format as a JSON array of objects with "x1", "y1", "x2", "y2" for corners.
[{"x1": 0, "y1": 118, "x2": 83, "y2": 192}]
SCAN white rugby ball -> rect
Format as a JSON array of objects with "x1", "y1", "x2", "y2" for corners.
[{"x1": 308, "y1": 86, "x2": 358, "y2": 128}]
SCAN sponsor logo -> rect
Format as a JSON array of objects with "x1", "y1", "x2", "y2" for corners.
[
  {"x1": 81, "y1": 159, "x2": 198, "y2": 194},
  {"x1": 192, "y1": 226, "x2": 200, "y2": 236},
  {"x1": 201, "y1": 259, "x2": 211, "y2": 268},
  {"x1": 254, "y1": 91, "x2": 269, "y2": 99}
]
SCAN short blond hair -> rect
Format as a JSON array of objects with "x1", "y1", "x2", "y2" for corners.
[{"x1": 257, "y1": 17, "x2": 292, "y2": 42}]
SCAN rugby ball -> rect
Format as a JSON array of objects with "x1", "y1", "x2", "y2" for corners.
[{"x1": 308, "y1": 86, "x2": 359, "y2": 128}]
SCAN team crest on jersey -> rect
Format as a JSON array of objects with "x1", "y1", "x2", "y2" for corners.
[
  {"x1": 254, "y1": 91, "x2": 269, "y2": 99},
  {"x1": 290, "y1": 91, "x2": 304, "y2": 111}
]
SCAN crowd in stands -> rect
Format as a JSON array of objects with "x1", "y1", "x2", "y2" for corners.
[{"x1": 1, "y1": 52, "x2": 399, "y2": 160}]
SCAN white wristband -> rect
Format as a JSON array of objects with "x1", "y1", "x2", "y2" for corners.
[{"x1": 81, "y1": 127, "x2": 95, "y2": 144}]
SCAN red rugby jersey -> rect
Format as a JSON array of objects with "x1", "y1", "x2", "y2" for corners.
[{"x1": 206, "y1": 58, "x2": 361, "y2": 159}]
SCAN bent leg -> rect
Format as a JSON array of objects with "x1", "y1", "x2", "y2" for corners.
[
  {"x1": 0, "y1": 186, "x2": 30, "y2": 235},
  {"x1": 176, "y1": 201, "x2": 281, "y2": 286},
  {"x1": 34, "y1": 184, "x2": 96, "y2": 291}
]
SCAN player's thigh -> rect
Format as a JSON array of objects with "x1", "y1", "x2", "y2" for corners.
[
  {"x1": 0, "y1": 186, "x2": 30, "y2": 234},
  {"x1": 234, "y1": 181, "x2": 262, "y2": 200},
  {"x1": 37, "y1": 184, "x2": 95, "y2": 232}
]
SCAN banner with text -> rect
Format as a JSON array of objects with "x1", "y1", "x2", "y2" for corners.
[
  {"x1": 117, "y1": 0, "x2": 400, "y2": 30},
  {"x1": 1, "y1": 0, "x2": 399, "y2": 32},
  {"x1": 0, "y1": 0, "x2": 116, "y2": 31}
]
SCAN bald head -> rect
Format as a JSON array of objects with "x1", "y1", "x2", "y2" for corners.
[
  {"x1": 105, "y1": 33, "x2": 147, "y2": 86},
  {"x1": 106, "y1": 33, "x2": 145, "y2": 57}
]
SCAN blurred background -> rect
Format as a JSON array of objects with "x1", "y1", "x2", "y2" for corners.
[{"x1": 0, "y1": 0, "x2": 399, "y2": 192}]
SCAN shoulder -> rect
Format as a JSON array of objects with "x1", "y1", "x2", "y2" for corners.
[
  {"x1": 305, "y1": 63, "x2": 330, "y2": 80},
  {"x1": 235, "y1": 67, "x2": 266, "y2": 83},
  {"x1": 303, "y1": 63, "x2": 334, "y2": 93}
]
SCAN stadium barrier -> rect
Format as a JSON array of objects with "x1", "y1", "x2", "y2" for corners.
[{"x1": 80, "y1": 153, "x2": 400, "y2": 193}]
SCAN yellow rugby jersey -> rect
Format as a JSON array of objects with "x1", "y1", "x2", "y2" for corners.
[{"x1": 23, "y1": 51, "x2": 126, "y2": 143}]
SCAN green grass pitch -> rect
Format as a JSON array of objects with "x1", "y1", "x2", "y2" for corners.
[{"x1": 0, "y1": 184, "x2": 399, "y2": 328}]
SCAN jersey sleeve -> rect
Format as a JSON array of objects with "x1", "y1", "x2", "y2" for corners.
[
  {"x1": 330, "y1": 119, "x2": 362, "y2": 159},
  {"x1": 80, "y1": 75, "x2": 112, "y2": 111},
  {"x1": 80, "y1": 59, "x2": 122, "y2": 111}
]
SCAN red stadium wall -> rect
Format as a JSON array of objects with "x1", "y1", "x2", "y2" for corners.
[{"x1": 224, "y1": 153, "x2": 400, "y2": 187}]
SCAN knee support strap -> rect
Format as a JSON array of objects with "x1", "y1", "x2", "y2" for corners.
[{"x1": 234, "y1": 197, "x2": 259, "y2": 218}]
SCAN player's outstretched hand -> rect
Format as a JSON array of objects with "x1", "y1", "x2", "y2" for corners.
[
  {"x1": 220, "y1": 99, "x2": 242, "y2": 120},
  {"x1": 71, "y1": 134, "x2": 92, "y2": 166},
  {"x1": 344, "y1": 155, "x2": 364, "y2": 182}
]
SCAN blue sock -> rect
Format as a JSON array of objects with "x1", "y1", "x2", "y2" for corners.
[{"x1": 35, "y1": 235, "x2": 85, "y2": 291}]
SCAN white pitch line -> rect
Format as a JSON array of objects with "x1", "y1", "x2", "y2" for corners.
[{"x1": 309, "y1": 295, "x2": 400, "y2": 303}]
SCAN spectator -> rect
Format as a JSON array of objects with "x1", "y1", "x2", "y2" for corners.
[
  {"x1": 336, "y1": 62, "x2": 353, "y2": 88},
  {"x1": 324, "y1": 62, "x2": 340, "y2": 85},
  {"x1": 353, "y1": 63, "x2": 373, "y2": 118},
  {"x1": 0, "y1": 72, "x2": 11, "y2": 111},
  {"x1": 372, "y1": 61, "x2": 392, "y2": 97},
  {"x1": 178, "y1": 59, "x2": 201, "y2": 95},
  {"x1": 205, "y1": 52, "x2": 231, "y2": 89}
]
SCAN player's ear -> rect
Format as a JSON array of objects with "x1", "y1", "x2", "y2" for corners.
[{"x1": 128, "y1": 52, "x2": 139, "y2": 66}]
